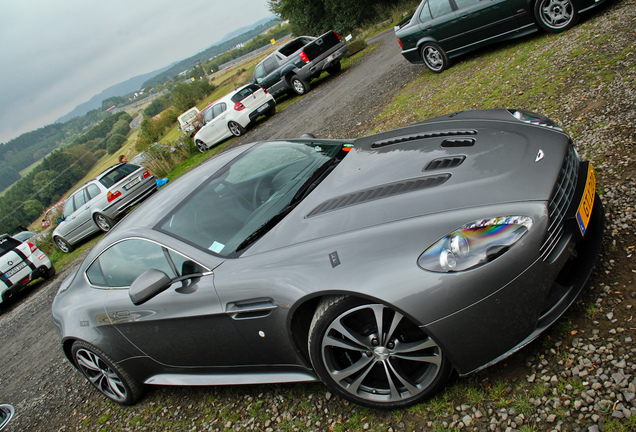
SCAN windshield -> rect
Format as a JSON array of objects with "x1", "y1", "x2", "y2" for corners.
[{"x1": 158, "y1": 140, "x2": 349, "y2": 257}]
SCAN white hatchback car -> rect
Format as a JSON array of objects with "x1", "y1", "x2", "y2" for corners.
[{"x1": 193, "y1": 84, "x2": 275, "y2": 152}]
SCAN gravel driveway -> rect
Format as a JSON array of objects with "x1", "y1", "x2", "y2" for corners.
[{"x1": 1, "y1": 1, "x2": 634, "y2": 430}]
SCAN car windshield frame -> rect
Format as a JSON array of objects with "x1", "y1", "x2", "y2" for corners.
[{"x1": 156, "y1": 140, "x2": 350, "y2": 258}]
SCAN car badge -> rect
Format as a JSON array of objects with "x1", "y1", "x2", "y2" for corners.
[
  {"x1": 7, "y1": 260, "x2": 13, "y2": 266},
  {"x1": 535, "y1": 149, "x2": 545, "y2": 162}
]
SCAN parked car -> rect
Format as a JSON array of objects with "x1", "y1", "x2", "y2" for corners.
[
  {"x1": 177, "y1": 107, "x2": 200, "y2": 137},
  {"x1": 52, "y1": 163, "x2": 157, "y2": 253},
  {"x1": 251, "y1": 31, "x2": 348, "y2": 98},
  {"x1": 395, "y1": 0, "x2": 608, "y2": 72},
  {"x1": 193, "y1": 83, "x2": 275, "y2": 153},
  {"x1": 52, "y1": 109, "x2": 602, "y2": 409},
  {"x1": 0, "y1": 405, "x2": 14, "y2": 431},
  {"x1": 0, "y1": 234, "x2": 54, "y2": 306}
]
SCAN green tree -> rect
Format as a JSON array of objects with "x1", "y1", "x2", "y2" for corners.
[
  {"x1": 23, "y1": 200, "x2": 45, "y2": 222},
  {"x1": 107, "y1": 134, "x2": 127, "y2": 154},
  {"x1": 171, "y1": 81, "x2": 214, "y2": 112}
]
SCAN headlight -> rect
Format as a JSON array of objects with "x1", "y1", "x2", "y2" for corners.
[
  {"x1": 418, "y1": 216, "x2": 533, "y2": 272},
  {"x1": 508, "y1": 109, "x2": 563, "y2": 131}
]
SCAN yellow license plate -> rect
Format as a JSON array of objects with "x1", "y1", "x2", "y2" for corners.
[{"x1": 576, "y1": 166, "x2": 596, "y2": 235}]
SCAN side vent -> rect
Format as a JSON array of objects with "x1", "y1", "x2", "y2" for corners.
[
  {"x1": 425, "y1": 156, "x2": 466, "y2": 171},
  {"x1": 371, "y1": 130, "x2": 477, "y2": 148},
  {"x1": 307, "y1": 174, "x2": 451, "y2": 217},
  {"x1": 441, "y1": 138, "x2": 475, "y2": 148}
]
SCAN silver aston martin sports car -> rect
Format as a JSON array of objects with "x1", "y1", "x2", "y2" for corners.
[{"x1": 52, "y1": 109, "x2": 603, "y2": 409}]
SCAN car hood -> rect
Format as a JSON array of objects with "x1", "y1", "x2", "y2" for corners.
[{"x1": 247, "y1": 110, "x2": 571, "y2": 254}]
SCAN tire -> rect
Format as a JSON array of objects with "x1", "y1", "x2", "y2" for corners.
[
  {"x1": 195, "y1": 139, "x2": 208, "y2": 153},
  {"x1": 228, "y1": 121, "x2": 245, "y2": 137},
  {"x1": 43, "y1": 266, "x2": 56, "y2": 280},
  {"x1": 534, "y1": 0, "x2": 578, "y2": 33},
  {"x1": 94, "y1": 213, "x2": 113, "y2": 232},
  {"x1": 72, "y1": 340, "x2": 143, "y2": 405},
  {"x1": 420, "y1": 42, "x2": 449, "y2": 73},
  {"x1": 267, "y1": 105, "x2": 276, "y2": 117},
  {"x1": 54, "y1": 236, "x2": 73, "y2": 254},
  {"x1": 308, "y1": 296, "x2": 452, "y2": 409},
  {"x1": 326, "y1": 61, "x2": 342, "y2": 75},
  {"x1": 290, "y1": 75, "x2": 310, "y2": 95}
]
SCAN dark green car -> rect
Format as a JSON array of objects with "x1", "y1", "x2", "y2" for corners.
[{"x1": 395, "y1": 0, "x2": 607, "y2": 72}]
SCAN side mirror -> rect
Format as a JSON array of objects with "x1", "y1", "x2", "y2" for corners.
[{"x1": 129, "y1": 269, "x2": 172, "y2": 305}]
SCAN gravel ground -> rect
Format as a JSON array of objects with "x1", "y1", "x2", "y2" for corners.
[{"x1": 0, "y1": 1, "x2": 634, "y2": 431}]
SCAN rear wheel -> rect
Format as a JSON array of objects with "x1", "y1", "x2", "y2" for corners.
[
  {"x1": 54, "y1": 236, "x2": 73, "y2": 253},
  {"x1": 534, "y1": 0, "x2": 578, "y2": 32},
  {"x1": 420, "y1": 42, "x2": 449, "y2": 73},
  {"x1": 290, "y1": 75, "x2": 310, "y2": 95},
  {"x1": 326, "y1": 61, "x2": 341, "y2": 75},
  {"x1": 267, "y1": 105, "x2": 276, "y2": 117},
  {"x1": 228, "y1": 121, "x2": 245, "y2": 137},
  {"x1": 195, "y1": 139, "x2": 208, "y2": 153},
  {"x1": 308, "y1": 296, "x2": 452, "y2": 409},
  {"x1": 72, "y1": 341, "x2": 143, "y2": 405},
  {"x1": 94, "y1": 213, "x2": 113, "y2": 232}
]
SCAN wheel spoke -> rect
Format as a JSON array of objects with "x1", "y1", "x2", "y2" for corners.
[
  {"x1": 394, "y1": 338, "x2": 438, "y2": 354},
  {"x1": 77, "y1": 351, "x2": 100, "y2": 372},
  {"x1": 329, "y1": 355, "x2": 374, "y2": 381},
  {"x1": 328, "y1": 318, "x2": 373, "y2": 351},
  {"x1": 385, "y1": 309, "x2": 404, "y2": 345},
  {"x1": 385, "y1": 359, "x2": 420, "y2": 396},
  {"x1": 380, "y1": 361, "x2": 402, "y2": 399}
]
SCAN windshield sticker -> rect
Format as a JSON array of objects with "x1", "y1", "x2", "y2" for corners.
[{"x1": 209, "y1": 241, "x2": 225, "y2": 253}]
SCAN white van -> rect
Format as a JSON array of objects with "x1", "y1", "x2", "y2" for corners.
[{"x1": 177, "y1": 107, "x2": 200, "y2": 136}]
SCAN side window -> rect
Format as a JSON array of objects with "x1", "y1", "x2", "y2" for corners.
[
  {"x1": 253, "y1": 64, "x2": 266, "y2": 81},
  {"x1": 86, "y1": 184, "x2": 101, "y2": 200},
  {"x1": 263, "y1": 56, "x2": 278, "y2": 74},
  {"x1": 63, "y1": 196, "x2": 76, "y2": 218},
  {"x1": 428, "y1": 0, "x2": 453, "y2": 18},
  {"x1": 86, "y1": 239, "x2": 179, "y2": 288},
  {"x1": 419, "y1": 1, "x2": 433, "y2": 22},
  {"x1": 212, "y1": 103, "x2": 226, "y2": 118},
  {"x1": 454, "y1": 0, "x2": 479, "y2": 9},
  {"x1": 74, "y1": 189, "x2": 88, "y2": 208}
]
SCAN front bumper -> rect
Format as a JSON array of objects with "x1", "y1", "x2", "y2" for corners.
[{"x1": 424, "y1": 164, "x2": 604, "y2": 375}]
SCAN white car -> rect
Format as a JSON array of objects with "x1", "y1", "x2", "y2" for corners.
[
  {"x1": 193, "y1": 84, "x2": 275, "y2": 152},
  {"x1": 0, "y1": 234, "x2": 55, "y2": 306}
]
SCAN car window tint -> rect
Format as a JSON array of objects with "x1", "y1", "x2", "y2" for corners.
[
  {"x1": 429, "y1": 0, "x2": 453, "y2": 18},
  {"x1": 253, "y1": 64, "x2": 266, "y2": 81},
  {"x1": 74, "y1": 189, "x2": 88, "y2": 208},
  {"x1": 419, "y1": 1, "x2": 433, "y2": 21},
  {"x1": 86, "y1": 184, "x2": 101, "y2": 200},
  {"x1": 212, "y1": 103, "x2": 226, "y2": 118},
  {"x1": 63, "y1": 197, "x2": 76, "y2": 218},
  {"x1": 263, "y1": 56, "x2": 278, "y2": 74},
  {"x1": 231, "y1": 85, "x2": 258, "y2": 103},
  {"x1": 86, "y1": 239, "x2": 178, "y2": 288},
  {"x1": 100, "y1": 164, "x2": 138, "y2": 188},
  {"x1": 454, "y1": 0, "x2": 479, "y2": 9}
]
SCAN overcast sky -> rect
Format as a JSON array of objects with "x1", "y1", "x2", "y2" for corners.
[{"x1": 0, "y1": 0, "x2": 273, "y2": 144}]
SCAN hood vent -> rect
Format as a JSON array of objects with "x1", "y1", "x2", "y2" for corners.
[
  {"x1": 441, "y1": 138, "x2": 475, "y2": 148},
  {"x1": 371, "y1": 130, "x2": 477, "y2": 148},
  {"x1": 307, "y1": 174, "x2": 451, "y2": 217},
  {"x1": 425, "y1": 156, "x2": 466, "y2": 171}
]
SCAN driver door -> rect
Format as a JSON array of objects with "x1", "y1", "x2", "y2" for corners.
[{"x1": 93, "y1": 238, "x2": 253, "y2": 367}]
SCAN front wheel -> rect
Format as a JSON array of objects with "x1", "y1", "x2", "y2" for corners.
[
  {"x1": 420, "y1": 42, "x2": 449, "y2": 73},
  {"x1": 228, "y1": 121, "x2": 245, "y2": 137},
  {"x1": 72, "y1": 341, "x2": 143, "y2": 405},
  {"x1": 54, "y1": 236, "x2": 73, "y2": 253},
  {"x1": 534, "y1": 0, "x2": 578, "y2": 32},
  {"x1": 308, "y1": 296, "x2": 452, "y2": 409},
  {"x1": 94, "y1": 213, "x2": 113, "y2": 232},
  {"x1": 290, "y1": 75, "x2": 310, "y2": 95}
]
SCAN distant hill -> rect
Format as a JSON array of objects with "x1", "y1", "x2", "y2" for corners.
[
  {"x1": 56, "y1": 15, "x2": 279, "y2": 124},
  {"x1": 55, "y1": 66, "x2": 170, "y2": 123}
]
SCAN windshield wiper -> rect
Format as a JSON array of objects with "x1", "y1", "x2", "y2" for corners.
[{"x1": 235, "y1": 157, "x2": 343, "y2": 253}]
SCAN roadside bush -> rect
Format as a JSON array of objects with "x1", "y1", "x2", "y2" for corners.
[{"x1": 144, "y1": 137, "x2": 197, "y2": 178}]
